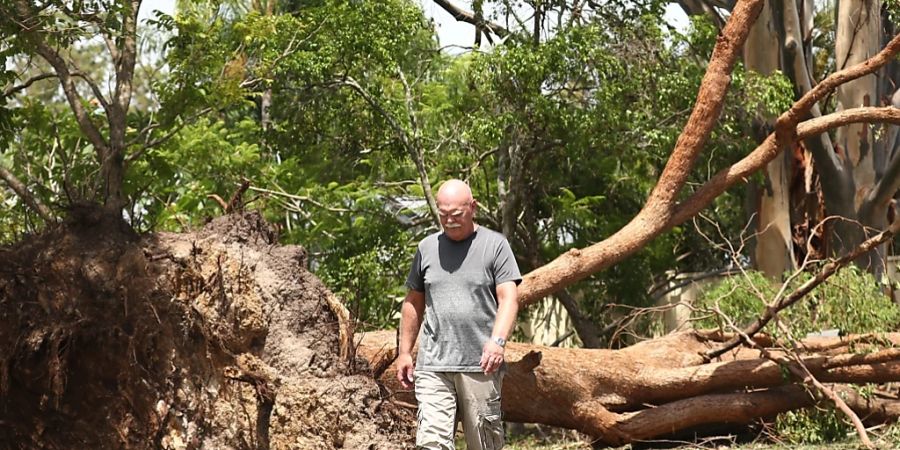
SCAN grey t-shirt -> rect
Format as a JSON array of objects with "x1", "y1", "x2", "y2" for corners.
[{"x1": 406, "y1": 226, "x2": 522, "y2": 372}]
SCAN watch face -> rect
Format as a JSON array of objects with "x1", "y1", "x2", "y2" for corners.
[{"x1": 494, "y1": 337, "x2": 506, "y2": 346}]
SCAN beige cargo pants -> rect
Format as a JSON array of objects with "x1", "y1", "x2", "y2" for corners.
[{"x1": 414, "y1": 371, "x2": 504, "y2": 450}]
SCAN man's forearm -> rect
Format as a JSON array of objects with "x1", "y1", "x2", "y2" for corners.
[
  {"x1": 491, "y1": 283, "x2": 519, "y2": 340},
  {"x1": 399, "y1": 293, "x2": 425, "y2": 355}
]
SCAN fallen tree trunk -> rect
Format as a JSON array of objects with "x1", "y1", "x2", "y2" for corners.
[{"x1": 357, "y1": 329, "x2": 900, "y2": 446}]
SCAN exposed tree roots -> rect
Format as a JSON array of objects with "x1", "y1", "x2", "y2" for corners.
[{"x1": 0, "y1": 209, "x2": 413, "y2": 449}]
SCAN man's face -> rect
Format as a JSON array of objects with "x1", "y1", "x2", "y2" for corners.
[{"x1": 438, "y1": 199, "x2": 476, "y2": 241}]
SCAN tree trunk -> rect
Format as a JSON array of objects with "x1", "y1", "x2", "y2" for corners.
[
  {"x1": 358, "y1": 330, "x2": 900, "y2": 446},
  {"x1": 746, "y1": 0, "x2": 795, "y2": 278},
  {"x1": 834, "y1": 0, "x2": 885, "y2": 271}
]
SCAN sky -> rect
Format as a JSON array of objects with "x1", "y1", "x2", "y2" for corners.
[{"x1": 139, "y1": 0, "x2": 689, "y2": 53}]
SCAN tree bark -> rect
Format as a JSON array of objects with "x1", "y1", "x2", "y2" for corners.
[
  {"x1": 745, "y1": 0, "x2": 795, "y2": 278},
  {"x1": 358, "y1": 329, "x2": 900, "y2": 445},
  {"x1": 832, "y1": 0, "x2": 885, "y2": 270},
  {"x1": 0, "y1": 166, "x2": 55, "y2": 223}
]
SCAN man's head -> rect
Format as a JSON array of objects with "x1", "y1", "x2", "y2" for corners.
[{"x1": 436, "y1": 179, "x2": 477, "y2": 241}]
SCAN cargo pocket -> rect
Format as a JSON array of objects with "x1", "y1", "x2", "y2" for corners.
[{"x1": 477, "y1": 412, "x2": 504, "y2": 450}]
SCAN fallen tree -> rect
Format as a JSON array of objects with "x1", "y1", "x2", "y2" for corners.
[
  {"x1": 358, "y1": 329, "x2": 900, "y2": 446},
  {"x1": 4, "y1": 0, "x2": 900, "y2": 448}
]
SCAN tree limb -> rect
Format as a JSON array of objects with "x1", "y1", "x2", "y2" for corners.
[
  {"x1": 516, "y1": 0, "x2": 765, "y2": 305},
  {"x1": 125, "y1": 107, "x2": 214, "y2": 165},
  {"x1": 676, "y1": 107, "x2": 900, "y2": 229},
  {"x1": 0, "y1": 166, "x2": 55, "y2": 223},
  {"x1": 776, "y1": 33, "x2": 900, "y2": 140},
  {"x1": 71, "y1": 70, "x2": 111, "y2": 113},
  {"x1": 675, "y1": 0, "x2": 727, "y2": 29},
  {"x1": 335, "y1": 75, "x2": 441, "y2": 228},
  {"x1": 432, "y1": 0, "x2": 509, "y2": 38},
  {"x1": 397, "y1": 68, "x2": 441, "y2": 228},
  {"x1": 862, "y1": 147, "x2": 900, "y2": 217},
  {"x1": 359, "y1": 329, "x2": 900, "y2": 445},
  {"x1": 722, "y1": 309, "x2": 874, "y2": 448},
  {"x1": 2, "y1": 73, "x2": 56, "y2": 98},
  {"x1": 517, "y1": 32, "x2": 900, "y2": 307},
  {"x1": 11, "y1": 0, "x2": 109, "y2": 157}
]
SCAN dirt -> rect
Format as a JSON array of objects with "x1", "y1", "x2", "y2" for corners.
[{"x1": 0, "y1": 207, "x2": 414, "y2": 449}]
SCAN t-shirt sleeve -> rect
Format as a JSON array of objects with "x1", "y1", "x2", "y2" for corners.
[
  {"x1": 493, "y1": 238, "x2": 522, "y2": 286},
  {"x1": 405, "y1": 248, "x2": 426, "y2": 292}
]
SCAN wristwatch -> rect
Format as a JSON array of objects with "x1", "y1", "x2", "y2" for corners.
[{"x1": 491, "y1": 336, "x2": 506, "y2": 347}]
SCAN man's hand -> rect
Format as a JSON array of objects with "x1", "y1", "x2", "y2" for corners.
[
  {"x1": 396, "y1": 353, "x2": 415, "y2": 389},
  {"x1": 480, "y1": 340, "x2": 504, "y2": 374}
]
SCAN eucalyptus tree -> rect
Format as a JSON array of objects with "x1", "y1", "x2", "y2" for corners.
[{"x1": 677, "y1": 0, "x2": 900, "y2": 279}]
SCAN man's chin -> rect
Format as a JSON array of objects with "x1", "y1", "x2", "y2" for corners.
[{"x1": 444, "y1": 229, "x2": 470, "y2": 241}]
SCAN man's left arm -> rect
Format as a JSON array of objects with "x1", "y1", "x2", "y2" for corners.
[{"x1": 480, "y1": 281, "x2": 518, "y2": 374}]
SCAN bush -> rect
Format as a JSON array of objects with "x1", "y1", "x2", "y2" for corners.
[
  {"x1": 694, "y1": 265, "x2": 900, "y2": 337},
  {"x1": 694, "y1": 265, "x2": 900, "y2": 445}
]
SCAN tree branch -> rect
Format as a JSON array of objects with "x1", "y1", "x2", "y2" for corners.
[
  {"x1": 335, "y1": 75, "x2": 441, "y2": 228},
  {"x1": 776, "y1": 32, "x2": 900, "y2": 141},
  {"x1": 397, "y1": 68, "x2": 441, "y2": 228},
  {"x1": 432, "y1": 0, "x2": 509, "y2": 38},
  {"x1": 719, "y1": 309, "x2": 874, "y2": 448},
  {"x1": 113, "y1": 0, "x2": 140, "y2": 115},
  {"x1": 675, "y1": 107, "x2": 900, "y2": 228},
  {"x1": 125, "y1": 107, "x2": 214, "y2": 165},
  {"x1": 516, "y1": 0, "x2": 765, "y2": 304},
  {"x1": 2, "y1": 73, "x2": 56, "y2": 98},
  {"x1": 0, "y1": 166, "x2": 55, "y2": 223},
  {"x1": 862, "y1": 147, "x2": 900, "y2": 216},
  {"x1": 517, "y1": 25, "x2": 900, "y2": 306},
  {"x1": 11, "y1": 0, "x2": 109, "y2": 157},
  {"x1": 71, "y1": 70, "x2": 111, "y2": 112}
]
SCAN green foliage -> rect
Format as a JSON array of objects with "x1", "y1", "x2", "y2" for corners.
[
  {"x1": 0, "y1": 0, "x2": 813, "y2": 340},
  {"x1": 128, "y1": 117, "x2": 264, "y2": 230},
  {"x1": 736, "y1": 69, "x2": 795, "y2": 121},
  {"x1": 775, "y1": 407, "x2": 852, "y2": 445},
  {"x1": 693, "y1": 267, "x2": 899, "y2": 445},
  {"x1": 695, "y1": 266, "x2": 900, "y2": 337}
]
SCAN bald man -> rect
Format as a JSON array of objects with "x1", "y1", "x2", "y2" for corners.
[{"x1": 397, "y1": 179, "x2": 522, "y2": 449}]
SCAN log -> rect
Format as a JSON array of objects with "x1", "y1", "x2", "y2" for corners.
[{"x1": 357, "y1": 329, "x2": 900, "y2": 446}]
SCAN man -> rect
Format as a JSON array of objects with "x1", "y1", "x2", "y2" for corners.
[{"x1": 397, "y1": 179, "x2": 521, "y2": 450}]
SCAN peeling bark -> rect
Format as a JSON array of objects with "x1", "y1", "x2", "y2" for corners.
[{"x1": 746, "y1": 0, "x2": 795, "y2": 278}]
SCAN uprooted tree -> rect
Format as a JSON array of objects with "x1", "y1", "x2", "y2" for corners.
[{"x1": 4, "y1": 0, "x2": 900, "y2": 448}]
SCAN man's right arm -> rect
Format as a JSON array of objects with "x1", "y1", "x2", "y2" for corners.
[{"x1": 397, "y1": 289, "x2": 425, "y2": 389}]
